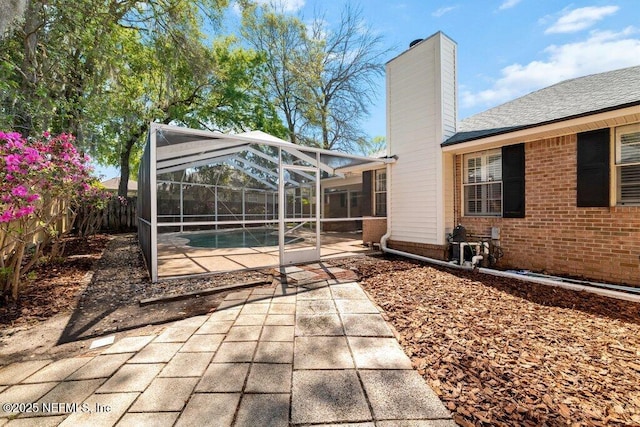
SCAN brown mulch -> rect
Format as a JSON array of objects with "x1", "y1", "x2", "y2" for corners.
[
  {"x1": 4, "y1": 233, "x2": 640, "y2": 426},
  {"x1": 328, "y1": 256, "x2": 640, "y2": 426},
  {"x1": 0, "y1": 234, "x2": 111, "y2": 325}
]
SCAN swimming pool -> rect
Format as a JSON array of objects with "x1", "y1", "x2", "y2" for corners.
[{"x1": 183, "y1": 228, "x2": 301, "y2": 248}]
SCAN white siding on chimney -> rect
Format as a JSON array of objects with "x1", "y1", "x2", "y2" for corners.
[
  {"x1": 440, "y1": 40, "x2": 457, "y2": 141},
  {"x1": 386, "y1": 32, "x2": 457, "y2": 245}
]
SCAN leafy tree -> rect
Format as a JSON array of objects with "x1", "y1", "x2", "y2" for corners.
[
  {"x1": 240, "y1": 3, "x2": 389, "y2": 152},
  {"x1": 0, "y1": 0, "x2": 127, "y2": 138},
  {"x1": 297, "y1": 5, "x2": 389, "y2": 151},
  {"x1": 358, "y1": 135, "x2": 386, "y2": 156},
  {"x1": 241, "y1": 3, "x2": 307, "y2": 144},
  {"x1": 1, "y1": 0, "x2": 287, "y2": 195},
  {"x1": 90, "y1": 31, "x2": 286, "y2": 195}
]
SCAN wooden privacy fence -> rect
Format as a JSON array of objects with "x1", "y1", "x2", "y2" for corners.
[
  {"x1": 0, "y1": 199, "x2": 72, "y2": 261},
  {"x1": 2, "y1": 195, "x2": 135, "y2": 254},
  {"x1": 99, "y1": 197, "x2": 137, "y2": 232}
]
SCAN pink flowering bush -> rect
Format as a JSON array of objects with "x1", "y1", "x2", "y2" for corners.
[
  {"x1": 1, "y1": 131, "x2": 111, "y2": 299},
  {"x1": 74, "y1": 182, "x2": 113, "y2": 237}
]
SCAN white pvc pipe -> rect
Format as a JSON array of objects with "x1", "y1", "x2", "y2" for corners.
[
  {"x1": 379, "y1": 135, "x2": 638, "y2": 303},
  {"x1": 477, "y1": 267, "x2": 640, "y2": 303},
  {"x1": 472, "y1": 255, "x2": 483, "y2": 267},
  {"x1": 379, "y1": 231, "x2": 640, "y2": 303},
  {"x1": 380, "y1": 232, "x2": 470, "y2": 271}
]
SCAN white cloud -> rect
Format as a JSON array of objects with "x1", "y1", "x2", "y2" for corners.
[
  {"x1": 545, "y1": 5, "x2": 619, "y2": 34},
  {"x1": 461, "y1": 27, "x2": 640, "y2": 110},
  {"x1": 273, "y1": 0, "x2": 305, "y2": 13},
  {"x1": 498, "y1": 0, "x2": 521, "y2": 11},
  {"x1": 230, "y1": 0, "x2": 305, "y2": 16},
  {"x1": 432, "y1": 6, "x2": 458, "y2": 18},
  {"x1": 234, "y1": 0, "x2": 305, "y2": 14}
]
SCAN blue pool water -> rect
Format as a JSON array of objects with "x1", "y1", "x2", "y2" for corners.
[{"x1": 184, "y1": 228, "x2": 300, "y2": 248}]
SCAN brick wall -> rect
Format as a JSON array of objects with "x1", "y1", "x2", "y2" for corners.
[
  {"x1": 387, "y1": 240, "x2": 449, "y2": 260},
  {"x1": 362, "y1": 217, "x2": 387, "y2": 244},
  {"x1": 322, "y1": 220, "x2": 360, "y2": 232},
  {"x1": 454, "y1": 134, "x2": 640, "y2": 286}
]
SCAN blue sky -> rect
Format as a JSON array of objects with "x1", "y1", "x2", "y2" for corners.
[
  {"x1": 95, "y1": 0, "x2": 640, "y2": 179},
  {"x1": 291, "y1": 0, "x2": 640, "y2": 138}
]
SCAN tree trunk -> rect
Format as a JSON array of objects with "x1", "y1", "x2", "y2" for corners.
[
  {"x1": 118, "y1": 123, "x2": 148, "y2": 196},
  {"x1": 15, "y1": 0, "x2": 41, "y2": 137},
  {"x1": 10, "y1": 241, "x2": 25, "y2": 300},
  {"x1": 118, "y1": 145, "x2": 132, "y2": 197},
  {"x1": 285, "y1": 112, "x2": 297, "y2": 144},
  {"x1": 321, "y1": 107, "x2": 329, "y2": 150}
]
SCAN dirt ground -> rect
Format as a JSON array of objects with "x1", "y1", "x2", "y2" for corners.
[
  {"x1": 326, "y1": 256, "x2": 640, "y2": 426},
  {"x1": 0, "y1": 233, "x2": 271, "y2": 365},
  {"x1": 2, "y1": 234, "x2": 639, "y2": 426}
]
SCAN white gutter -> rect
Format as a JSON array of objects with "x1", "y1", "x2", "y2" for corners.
[
  {"x1": 380, "y1": 162, "x2": 640, "y2": 304},
  {"x1": 380, "y1": 155, "x2": 465, "y2": 269}
]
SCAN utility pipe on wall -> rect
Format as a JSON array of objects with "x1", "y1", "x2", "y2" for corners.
[
  {"x1": 379, "y1": 159, "x2": 640, "y2": 303},
  {"x1": 379, "y1": 233, "x2": 640, "y2": 303}
]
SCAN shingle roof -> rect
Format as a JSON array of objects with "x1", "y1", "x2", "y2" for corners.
[
  {"x1": 101, "y1": 177, "x2": 138, "y2": 192},
  {"x1": 443, "y1": 65, "x2": 640, "y2": 146}
]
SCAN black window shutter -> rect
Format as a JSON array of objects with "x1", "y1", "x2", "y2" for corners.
[
  {"x1": 502, "y1": 143, "x2": 525, "y2": 218},
  {"x1": 361, "y1": 170, "x2": 373, "y2": 216},
  {"x1": 577, "y1": 129, "x2": 610, "y2": 207}
]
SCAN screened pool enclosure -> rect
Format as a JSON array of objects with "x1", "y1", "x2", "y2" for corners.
[{"x1": 138, "y1": 124, "x2": 392, "y2": 281}]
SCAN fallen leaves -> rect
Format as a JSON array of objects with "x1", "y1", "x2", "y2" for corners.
[{"x1": 338, "y1": 255, "x2": 640, "y2": 427}]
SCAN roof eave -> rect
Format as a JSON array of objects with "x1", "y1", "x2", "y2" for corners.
[
  {"x1": 440, "y1": 100, "x2": 640, "y2": 148},
  {"x1": 442, "y1": 103, "x2": 640, "y2": 153}
]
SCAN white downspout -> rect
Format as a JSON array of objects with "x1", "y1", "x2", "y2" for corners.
[
  {"x1": 380, "y1": 234, "x2": 470, "y2": 271},
  {"x1": 380, "y1": 157, "x2": 471, "y2": 271}
]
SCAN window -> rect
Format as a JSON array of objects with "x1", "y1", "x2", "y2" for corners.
[
  {"x1": 374, "y1": 169, "x2": 387, "y2": 216},
  {"x1": 350, "y1": 191, "x2": 361, "y2": 209},
  {"x1": 463, "y1": 149, "x2": 502, "y2": 216},
  {"x1": 616, "y1": 123, "x2": 640, "y2": 205}
]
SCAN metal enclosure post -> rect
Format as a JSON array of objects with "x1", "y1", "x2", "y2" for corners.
[
  {"x1": 180, "y1": 183, "x2": 184, "y2": 232},
  {"x1": 278, "y1": 147, "x2": 285, "y2": 262},
  {"x1": 150, "y1": 125, "x2": 158, "y2": 282},
  {"x1": 214, "y1": 186, "x2": 218, "y2": 230},
  {"x1": 315, "y1": 152, "x2": 321, "y2": 253},
  {"x1": 242, "y1": 188, "x2": 245, "y2": 225}
]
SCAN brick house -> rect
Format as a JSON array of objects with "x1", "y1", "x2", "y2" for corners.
[{"x1": 384, "y1": 32, "x2": 640, "y2": 285}]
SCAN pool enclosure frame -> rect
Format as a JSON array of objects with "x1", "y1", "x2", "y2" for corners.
[{"x1": 138, "y1": 123, "x2": 393, "y2": 282}]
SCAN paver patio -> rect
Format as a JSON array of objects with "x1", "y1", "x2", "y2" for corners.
[{"x1": 0, "y1": 266, "x2": 453, "y2": 426}]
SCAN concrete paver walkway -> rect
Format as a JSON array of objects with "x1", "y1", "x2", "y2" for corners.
[{"x1": 0, "y1": 272, "x2": 453, "y2": 426}]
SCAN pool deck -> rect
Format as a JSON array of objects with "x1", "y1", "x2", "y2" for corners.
[
  {"x1": 0, "y1": 267, "x2": 454, "y2": 426},
  {"x1": 157, "y1": 231, "x2": 373, "y2": 278}
]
